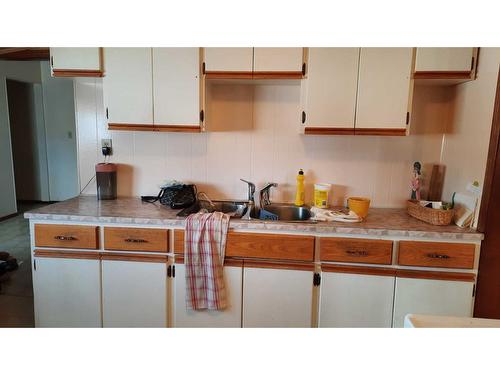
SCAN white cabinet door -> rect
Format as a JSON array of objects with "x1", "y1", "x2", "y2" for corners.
[
  {"x1": 415, "y1": 48, "x2": 474, "y2": 72},
  {"x1": 103, "y1": 48, "x2": 153, "y2": 125},
  {"x1": 50, "y1": 47, "x2": 101, "y2": 71},
  {"x1": 153, "y1": 48, "x2": 200, "y2": 126},
  {"x1": 33, "y1": 256, "x2": 101, "y2": 327},
  {"x1": 319, "y1": 272, "x2": 395, "y2": 328},
  {"x1": 356, "y1": 48, "x2": 413, "y2": 130},
  {"x1": 204, "y1": 48, "x2": 253, "y2": 72},
  {"x1": 253, "y1": 48, "x2": 303, "y2": 72},
  {"x1": 102, "y1": 260, "x2": 167, "y2": 327},
  {"x1": 242, "y1": 267, "x2": 313, "y2": 328},
  {"x1": 393, "y1": 277, "x2": 474, "y2": 328},
  {"x1": 301, "y1": 48, "x2": 359, "y2": 129},
  {"x1": 174, "y1": 263, "x2": 243, "y2": 327}
]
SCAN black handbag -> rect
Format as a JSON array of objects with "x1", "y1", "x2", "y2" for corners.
[{"x1": 141, "y1": 184, "x2": 197, "y2": 209}]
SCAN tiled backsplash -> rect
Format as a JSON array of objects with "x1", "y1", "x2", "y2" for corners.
[{"x1": 76, "y1": 79, "x2": 448, "y2": 208}]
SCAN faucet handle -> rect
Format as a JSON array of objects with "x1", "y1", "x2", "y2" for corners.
[
  {"x1": 240, "y1": 179, "x2": 256, "y2": 201},
  {"x1": 260, "y1": 182, "x2": 278, "y2": 206}
]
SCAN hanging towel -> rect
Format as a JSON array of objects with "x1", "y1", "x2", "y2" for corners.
[
  {"x1": 310, "y1": 207, "x2": 362, "y2": 222},
  {"x1": 185, "y1": 211, "x2": 230, "y2": 310}
]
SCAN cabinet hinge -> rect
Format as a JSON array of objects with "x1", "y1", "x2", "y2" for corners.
[
  {"x1": 50, "y1": 56, "x2": 54, "y2": 67},
  {"x1": 313, "y1": 272, "x2": 321, "y2": 286},
  {"x1": 33, "y1": 259, "x2": 36, "y2": 271},
  {"x1": 471, "y1": 56, "x2": 475, "y2": 71},
  {"x1": 200, "y1": 109, "x2": 204, "y2": 122},
  {"x1": 202, "y1": 62, "x2": 206, "y2": 74},
  {"x1": 302, "y1": 111, "x2": 306, "y2": 124},
  {"x1": 302, "y1": 62, "x2": 306, "y2": 76},
  {"x1": 106, "y1": 107, "x2": 109, "y2": 120},
  {"x1": 406, "y1": 111, "x2": 410, "y2": 125},
  {"x1": 172, "y1": 265, "x2": 175, "y2": 278},
  {"x1": 167, "y1": 265, "x2": 171, "y2": 278}
]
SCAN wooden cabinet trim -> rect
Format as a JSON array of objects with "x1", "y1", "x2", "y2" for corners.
[
  {"x1": 320, "y1": 237, "x2": 393, "y2": 265},
  {"x1": 205, "y1": 72, "x2": 303, "y2": 80},
  {"x1": 174, "y1": 255, "x2": 244, "y2": 267},
  {"x1": 205, "y1": 71, "x2": 253, "y2": 79},
  {"x1": 413, "y1": 71, "x2": 472, "y2": 80},
  {"x1": 173, "y1": 230, "x2": 184, "y2": 254},
  {"x1": 52, "y1": 69, "x2": 104, "y2": 77},
  {"x1": 398, "y1": 241, "x2": 475, "y2": 269},
  {"x1": 252, "y1": 71, "x2": 303, "y2": 79},
  {"x1": 34, "y1": 249, "x2": 101, "y2": 260},
  {"x1": 304, "y1": 127, "x2": 355, "y2": 135},
  {"x1": 321, "y1": 264, "x2": 396, "y2": 277},
  {"x1": 396, "y1": 269, "x2": 475, "y2": 282},
  {"x1": 104, "y1": 227, "x2": 169, "y2": 253},
  {"x1": 34, "y1": 224, "x2": 99, "y2": 250},
  {"x1": 354, "y1": 128, "x2": 407, "y2": 136},
  {"x1": 101, "y1": 252, "x2": 168, "y2": 263},
  {"x1": 108, "y1": 124, "x2": 201, "y2": 133},
  {"x1": 244, "y1": 259, "x2": 315, "y2": 271}
]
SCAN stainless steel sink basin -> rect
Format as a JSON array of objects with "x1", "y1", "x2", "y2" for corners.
[
  {"x1": 177, "y1": 200, "x2": 248, "y2": 218},
  {"x1": 257, "y1": 204, "x2": 313, "y2": 222}
]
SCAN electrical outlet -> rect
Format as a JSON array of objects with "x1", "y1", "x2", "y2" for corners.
[
  {"x1": 101, "y1": 139, "x2": 112, "y2": 156},
  {"x1": 101, "y1": 139, "x2": 112, "y2": 149}
]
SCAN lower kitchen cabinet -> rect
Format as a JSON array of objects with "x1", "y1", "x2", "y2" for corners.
[
  {"x1": 392, "y1": 277, "x2": 475, "y2": 328},
  {"x1": 242, "y1": 265, "x2": 314, "y2": 328},
  {"x1": 102, "y1": 258, "x2": 167, "y2": 327},
  {"x1": 319, "y1": 271, "x2": 395, "y2": 328},
  {"x1": 174, "y1": 263, "x2": 243, "y2": 328},
  {"x1": 33, "y1": 255, "x2": 101, "y2": 328}
]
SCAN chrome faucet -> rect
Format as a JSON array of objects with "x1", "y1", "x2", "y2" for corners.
[
  {"x1": 240, "y1": 179, "x2": 256, "y2": 220},
  {"x1": 260, "y1": 183, "x2": 278, "y2": 206}
]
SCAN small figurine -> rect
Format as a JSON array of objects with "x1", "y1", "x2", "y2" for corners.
[{"x1": 411, "y1": 161, "x2": 422, "y2": 200}]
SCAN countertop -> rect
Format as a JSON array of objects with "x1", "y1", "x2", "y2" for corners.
[
  {"x1": 24, "y1": 196, "x2": 483, "y2": 241},
  {"x1": 404, "y1": 314, "x2": 500, "y2": 328}
]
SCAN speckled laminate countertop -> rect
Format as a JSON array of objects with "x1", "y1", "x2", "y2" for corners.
[{"x1": 24, "y1": 196, "x2": 483, "y2": 241}]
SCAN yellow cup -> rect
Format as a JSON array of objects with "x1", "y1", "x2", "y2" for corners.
[{"x1": 348, "y1": 197, "x2": 371, "y2": 219}]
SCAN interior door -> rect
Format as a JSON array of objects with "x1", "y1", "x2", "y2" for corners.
[
  {"x1": 33, "y1": 256, "x2": 101, "y2": 327},
  {"x1": 242, "y1": 266, "x2": 314, "y2": 328},
  {"x1": 174, "y1": 263, "x2": 243, "y2": 327},
  {"x1": 319, "y1": 271, "x2": 395, "y2": 328},
  {"x1": 102, "y1": 259, "x2": 167, "y2": 327},
  {"x1": 393, "y1": 277, "x2": 474, "y2": 328}
]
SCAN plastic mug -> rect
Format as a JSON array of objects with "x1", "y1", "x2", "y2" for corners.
[{"x1": 348, "y1": 197, "x2": 371, "y2": 219}]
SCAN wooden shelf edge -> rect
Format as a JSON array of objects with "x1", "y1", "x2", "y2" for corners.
[
  {"x1": 108, "y1": 124, "x2": 201, "y2": 133},
  {"x1": 413, "y1": 71, "x2": 473, "y2": 80},
  {"x1": 355, "y1": 128, "x2": 407, "y2": 136},
  {"x1": 304, "y1": 127, "x2": 355, "y2": 135},
  {"x1": 205, "y1": 71, "x2": 303, "y2": 80},
  {"x1": 52, "y1": 69, "x2": 104, "y2": 78}
]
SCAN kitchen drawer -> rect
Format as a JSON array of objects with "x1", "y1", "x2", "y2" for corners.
[
  {"x1": 320, "y1": 237, "x2": 393, "y2": 265},
  {"x1": 174, "y1": 230, "x2": 315, "y2": 261},
  {"x1": 398, "y1": 241, "x2": 475, "y2": 269},
  {"x1": 104, "y1": 227, "x2": 168, "y2": 253},
  {"x1": 34, "y1": 224, "x2": 99, "y2": 249}
]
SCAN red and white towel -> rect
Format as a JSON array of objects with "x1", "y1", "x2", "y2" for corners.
[{"x1": 184, "y1": 211, "x2": 230, "y2": 310}]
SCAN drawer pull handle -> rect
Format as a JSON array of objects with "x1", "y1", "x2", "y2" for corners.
[
  {"x1": 54, "y1": 235, "x2": 77, "y2": 241},
  {"x1": 125, "y1": 238, "x2": 148, "y2": 243},
  {"x1": 346, "y1": 250, "x2": 369, "y2": 257},
  {"x1": 427, "y1": 253, "x2": 450, "y2": 259}
]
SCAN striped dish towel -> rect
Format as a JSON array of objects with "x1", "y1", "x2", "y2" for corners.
[{"x1": 185, "y1": 211, "x2": 230, "y2": 310}]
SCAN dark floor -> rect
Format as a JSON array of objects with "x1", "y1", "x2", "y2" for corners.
[{"x1": 0, "y1": 202, "x2": 47, "y2": 327}]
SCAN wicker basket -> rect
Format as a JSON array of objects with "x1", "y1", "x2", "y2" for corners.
[{"x1": 406, "y1": 200, "x2": 454, "y2": 226}]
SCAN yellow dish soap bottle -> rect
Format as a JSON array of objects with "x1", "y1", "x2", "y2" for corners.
[{"x1": 295, "y1": 169, "x2": 305, "y2": 206}]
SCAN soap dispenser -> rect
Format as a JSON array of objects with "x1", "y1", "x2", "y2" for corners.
[{"x1": 295, "y1": 169, "x2": 305, "y2": 206}]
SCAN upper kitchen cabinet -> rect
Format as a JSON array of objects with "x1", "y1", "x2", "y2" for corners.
[
  {"x1": 204, "y1": 47, "x2": 254, "y2": 77},
  {"x1": 153, "y1": 48, "x2": 203, "y2": 131},
  {"x1": 50, "y1": 47, "x2": 103, "y2": 77},
  {"x1": 300, "y1": 48, "x2": 360, "y2": 135},
  {"x1": 253, "y1": 48, "x2": 304, "y2": 78},
  {"x1": 355, "y1": 48, "x2": 414, "y2": 135},
  {"x1": 103, "y1": 48, "x2": 153, "y2": 128},
  {"x1": 414, "y1": 48, "x2": 479, "y2": 83}
]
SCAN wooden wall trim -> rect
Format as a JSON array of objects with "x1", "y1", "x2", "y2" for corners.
[
  {"x1": 243, "y1": 259, "x2": 315, "y2": 271},
  {"x1": 321, "y1": 264, "x2": 396, "y2": 277},
  {"x1": 108, "y1": 124, "x2": 201, "y2": 133},
  {"x1": 34, "y1": 249, "x2": 101, "y2": 260},
  {"x1": 52, "y1": 69, "x2": 104, "y2": 78},
  {"x1": 413, "y1": 71, "x2": 472, "y2": 80},
  {"x1": 304, "y1": 127, "x2": 355, "y2": 135},
  {"x1": 354, "y1": 128, "x2": 407, "y2": 136},
  {"x1": 478, "y1": 65, "x2": 500, "y2": 232},
  {"x1": 396, "y1": 269, "x2": 475, "y2": 282},
  {"x1": 101, "y1": 252, "x2": 167, "y2": 263}
]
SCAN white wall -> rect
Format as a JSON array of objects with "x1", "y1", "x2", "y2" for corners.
[
  {"x1": 77, "y1": 79, "x2": 449, "y2": 208},
  {"x1": 441, "y1": 48, "x2": 500, "y2": 221},
  {"x1": 0, "y1": 61, "x2": 42, "y2": 218}
]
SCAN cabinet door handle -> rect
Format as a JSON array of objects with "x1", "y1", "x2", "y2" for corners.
[
  {"x1": 54, "y1": 235, "x2": 77, "y2": 241},
  {"x1": 124, "y1": 238, "x2": 148, "y2": 243},
  {"x1": 346, "y1": 250, "x2": 368, "y2": 257},
  {"x1": 427, "y1": 253, "x2": 450, "y2": 259}
]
